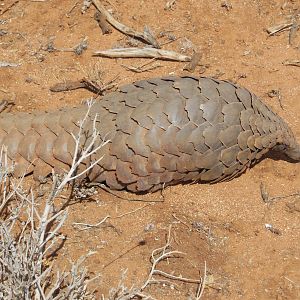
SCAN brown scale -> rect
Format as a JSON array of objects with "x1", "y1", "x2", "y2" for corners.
[
  {"x1": 217, "y1": 81, "x2": 240, "y2": 104},
  {"x1": 164, "y1": 96, "x2": 189, "y2": 128},
  {"x1": 175, "y1": 122, "x2": 197, "y2": 155},
  {"x1": 2, "y1": 129, "x2": 23, "y2": 160},
  {"x1": 110, "y1": 132, "x2": 134, "y2": 162},
  {"x1": 0, "y1": 113, "x2": 15, "y2": 133},
  {"x1": 222, "y1": 102, "x2": 245, "y2": 126},
  {"x1": 203, "y1": 124, "x2": 227, "y2": 150},
  {"x1": 0, "y1": 76, "x2": 298, "y2": 193},
  {"x1": 172, "y1": 77, "x2": 200, "y2": 99},
  {"x1": 144, "y1": 125, "x2": 164, "y2": 155},
  {"x1": 14, "y1": 113, "x2": 33, "y2": 134},
  {"x1": 236, "y1": 87, "x2": 252, "y2": 108},
  {"x1": 199, "y1": 78, "x2": 220, "y2": 100},
  {"x1": 185, "y1": 96, "x2": 207, "y2": 124},
  {"x1": 219, "y1": 125, "x2": 243, "y2": 148}
]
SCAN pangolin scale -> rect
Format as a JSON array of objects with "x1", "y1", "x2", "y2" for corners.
[{"x1": 0, "y1": 76, "x2": 299, "y2": 192}]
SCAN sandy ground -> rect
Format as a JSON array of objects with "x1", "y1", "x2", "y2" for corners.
[{"x1": 0, "y1": 0, "x2": 299, "y2": 299}]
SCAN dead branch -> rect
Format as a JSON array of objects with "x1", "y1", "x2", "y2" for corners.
[
  {"x1": 195, "y1": 262, "x2": 207, "y2": 300},
  {"x1": 45, "y1": 37, "x2": 88, "y2": 55},
  {"x1": 0, "y1": 100, "x2": 14, "y2": 113},
  {"x1": 260, "y1": 182, "x2": 299, "y2": 204},
  {"x1": 121, "y1": 58, "x2": 161, "y2": 73},
  {"x1": 266, "y1": 22, "x2": 293, "y2": 35},
  {"x1": 81, "y1": 0, "x2": 92, "y2": 13},
  {"x1": 50, "y1": 77, "x2": 117, "y2": 94},
  {"x1": 165, "y1": 0, "x2": 177, "y2": 10},
  {"x1": 267, "y1": 89, "x2": 283, "y2": 110},
  {"x1": 0, "y1": 61, "x2": 20, "y2": 68},
  {"x1": 73, "y1": 215, "x2": 110, "y2": 230},
  {"x1": 183, "y1": 52, "x2": 202, "y2": 72},
  {"x1": 289, "y1": 22, "x2": 299, "y2": 45},
  {"x1": 91, "y1": 0, "x2": 159, "y2": 48},
  {"x1": 114, "y1": 204, "x2": 151, "y2": 219},
  {"x1": 94, "y1": 10, "x2": 112, "y2": 34},
  {"x1": 283, "y1": 59, "x2": 300, "y2": 67},
  {"x1": 94, "y1": 47, "x2": 191, "y2": 61},
  {"x1": 0, "y1": 0, "x2": 19, "y2": 16}
]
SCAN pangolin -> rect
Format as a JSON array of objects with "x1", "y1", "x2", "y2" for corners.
[{"x1": 0, "y1": 76, "x2": 299, "y2": 192}]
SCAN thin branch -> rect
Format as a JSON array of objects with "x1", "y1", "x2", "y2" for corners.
[
  {"x1": 50, "y1": 77, "x2": 117, "y2": 94},
  {"x1": 196, "y1": 261, "x2": 206, "y2": 299},
  {"x1": 0, "y1": 0, "x2": 19, "y2": 16},
  {"x1": 0, "y1": 61, "x2": 21, "y2": 67},
  {"x1": 94, "y1": 47, "x2": 191, "y2": 61},
  {"x1": 94, "y1": 10, "x2": 112, "y2": 34},
  {"x1": 92, "y1": 0, "x2": 159, "y2": 48},
  {"x1": 283, "y1": 59, "x2": 300, "y2": 67},
  {"x1": 73, "y1": 215, "x2": 110, "y2": 230},
  {"x1": 267, "y1": 22, "x2": 293, "y2": 35},
  {"x1": 114, "y1": 204, "x2": 150, "y2": 219}
]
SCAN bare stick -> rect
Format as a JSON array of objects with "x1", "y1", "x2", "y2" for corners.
[
  {"x1": 140, "y1": 225, "x2": 201, "y2": 291},
  {"x1": 91, "y1": 0, "x2": 159, "y2": 48},
  {"x1": 94, "y1": 47, "x2": 191, "y2": 61},
  {"x1": 283, "y1": 59, "x2": 300, "y2": 67},
  {"x1": 184, "y1": 52, "x2": 202, "y2": 72},
  {"x1": 0, "y1": 0, "x2": 19, "y2": 16},
  {"x1": 289, "y1": 22, "x2": 299, "y2": 45},
  {"x1": 94, "y1": 10, "x2": 112, "y2": 34},
  {"x1": 73, "y1": 215, "x2": 110, "y2": 230},
  {"x1": 165, "y1": 0, "x2": 177, "y2": 10},
  {"x1": 114, "y1": 204, "x2": 150, "y2": 219},
  {"x1": 45, "y1": 37, "x2": 88, "y2": 55},
  {"x1": 195, "y1": 261, "x2": 207, "y2": 299},
  {"x1": 50, "y1": 77, "x2": 116, "y2": 94},
  {"x1": 260, "y1": 182, "x2": 299, "y2": 204},
  {"x1": 121, "y1": 58, "x2": 161, "y2": 73},
  {"x1": 0, "y1": 61, "x2": 20, "y2": 68},
  {"x1": 266, "y1": 22, "x2": 293, "y2": 35},
  {"x1": 172, "y1": 213, "x2": 190, "y2": 229},
  {"x1": 0, "y1": 100, "x2": 14, "y2": 113}
]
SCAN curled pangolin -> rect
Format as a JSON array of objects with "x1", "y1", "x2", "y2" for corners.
[{"x1": 0, "y1": 76, "x2": 299, "y2": 192}]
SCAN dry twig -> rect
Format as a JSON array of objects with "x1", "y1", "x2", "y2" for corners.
[
  {"x1": 105, "y1": 225, "x2": 206, "y2": 299},
  {"x1": 45, "y1": 37, "x2": 88, "y2": 55},
  {"x1": 289, "y1": 22, "x2": 299, "y2": 45},
  {"x1": 0, "y1": 61, "x2": 20, "y2": 68},
  {"x1": 266, "y1": 22, "x2": 294, "y2": 35},
  {"x1": 165, "y1": 0, "x2": 177, "y2": 10},
  {"x1": 267, "y1": 89, "x2": 283, "y2": 110},
  {"x1": 81, "y1": 0, "x2": 92, "y2": 13},
  {"x1": 73, "y1": 215, "x2": 110, "y2": 230},
  {"x1": 50, "y1": 77, "x2": 117, "y2": 94},
  {"x1": 0, "y1": 0, "x2": 19, "y2": 16},
  {"x1": 283, "y1": 59, "x2": 300, "y2": 67},
  {"x1": 260, "y1": 182, "x2": 299, "y2": 204},
  {"x1": 92, "y1": 0, "x2": 159, "y2": 48},
  {"x1": 94, "y1": 10, "x2": 112, "y2": 34},
  {"x1": 0, "y1": 100, "x2": 14, "y2": 113},
  {"x1": 140, "y1": 226, "x2": 202, "y2": 290},
  {"x1": 94, "y1": 47, "x2": 191, "y2": 61},
  {"x1": 121, "y1": 58, "x2": 161, "y2": 73},
  {"x1": 184, "y1": 52, "x2": 202, "y2": 72}
]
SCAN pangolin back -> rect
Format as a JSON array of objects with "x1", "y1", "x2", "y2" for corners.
[{"x1": 0, "y1": 76, "x2": 298, "y2": 192}]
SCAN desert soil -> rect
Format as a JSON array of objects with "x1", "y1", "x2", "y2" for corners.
[{"x1": 0, "y1": 0, "x2": 299, "y2": 299}]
